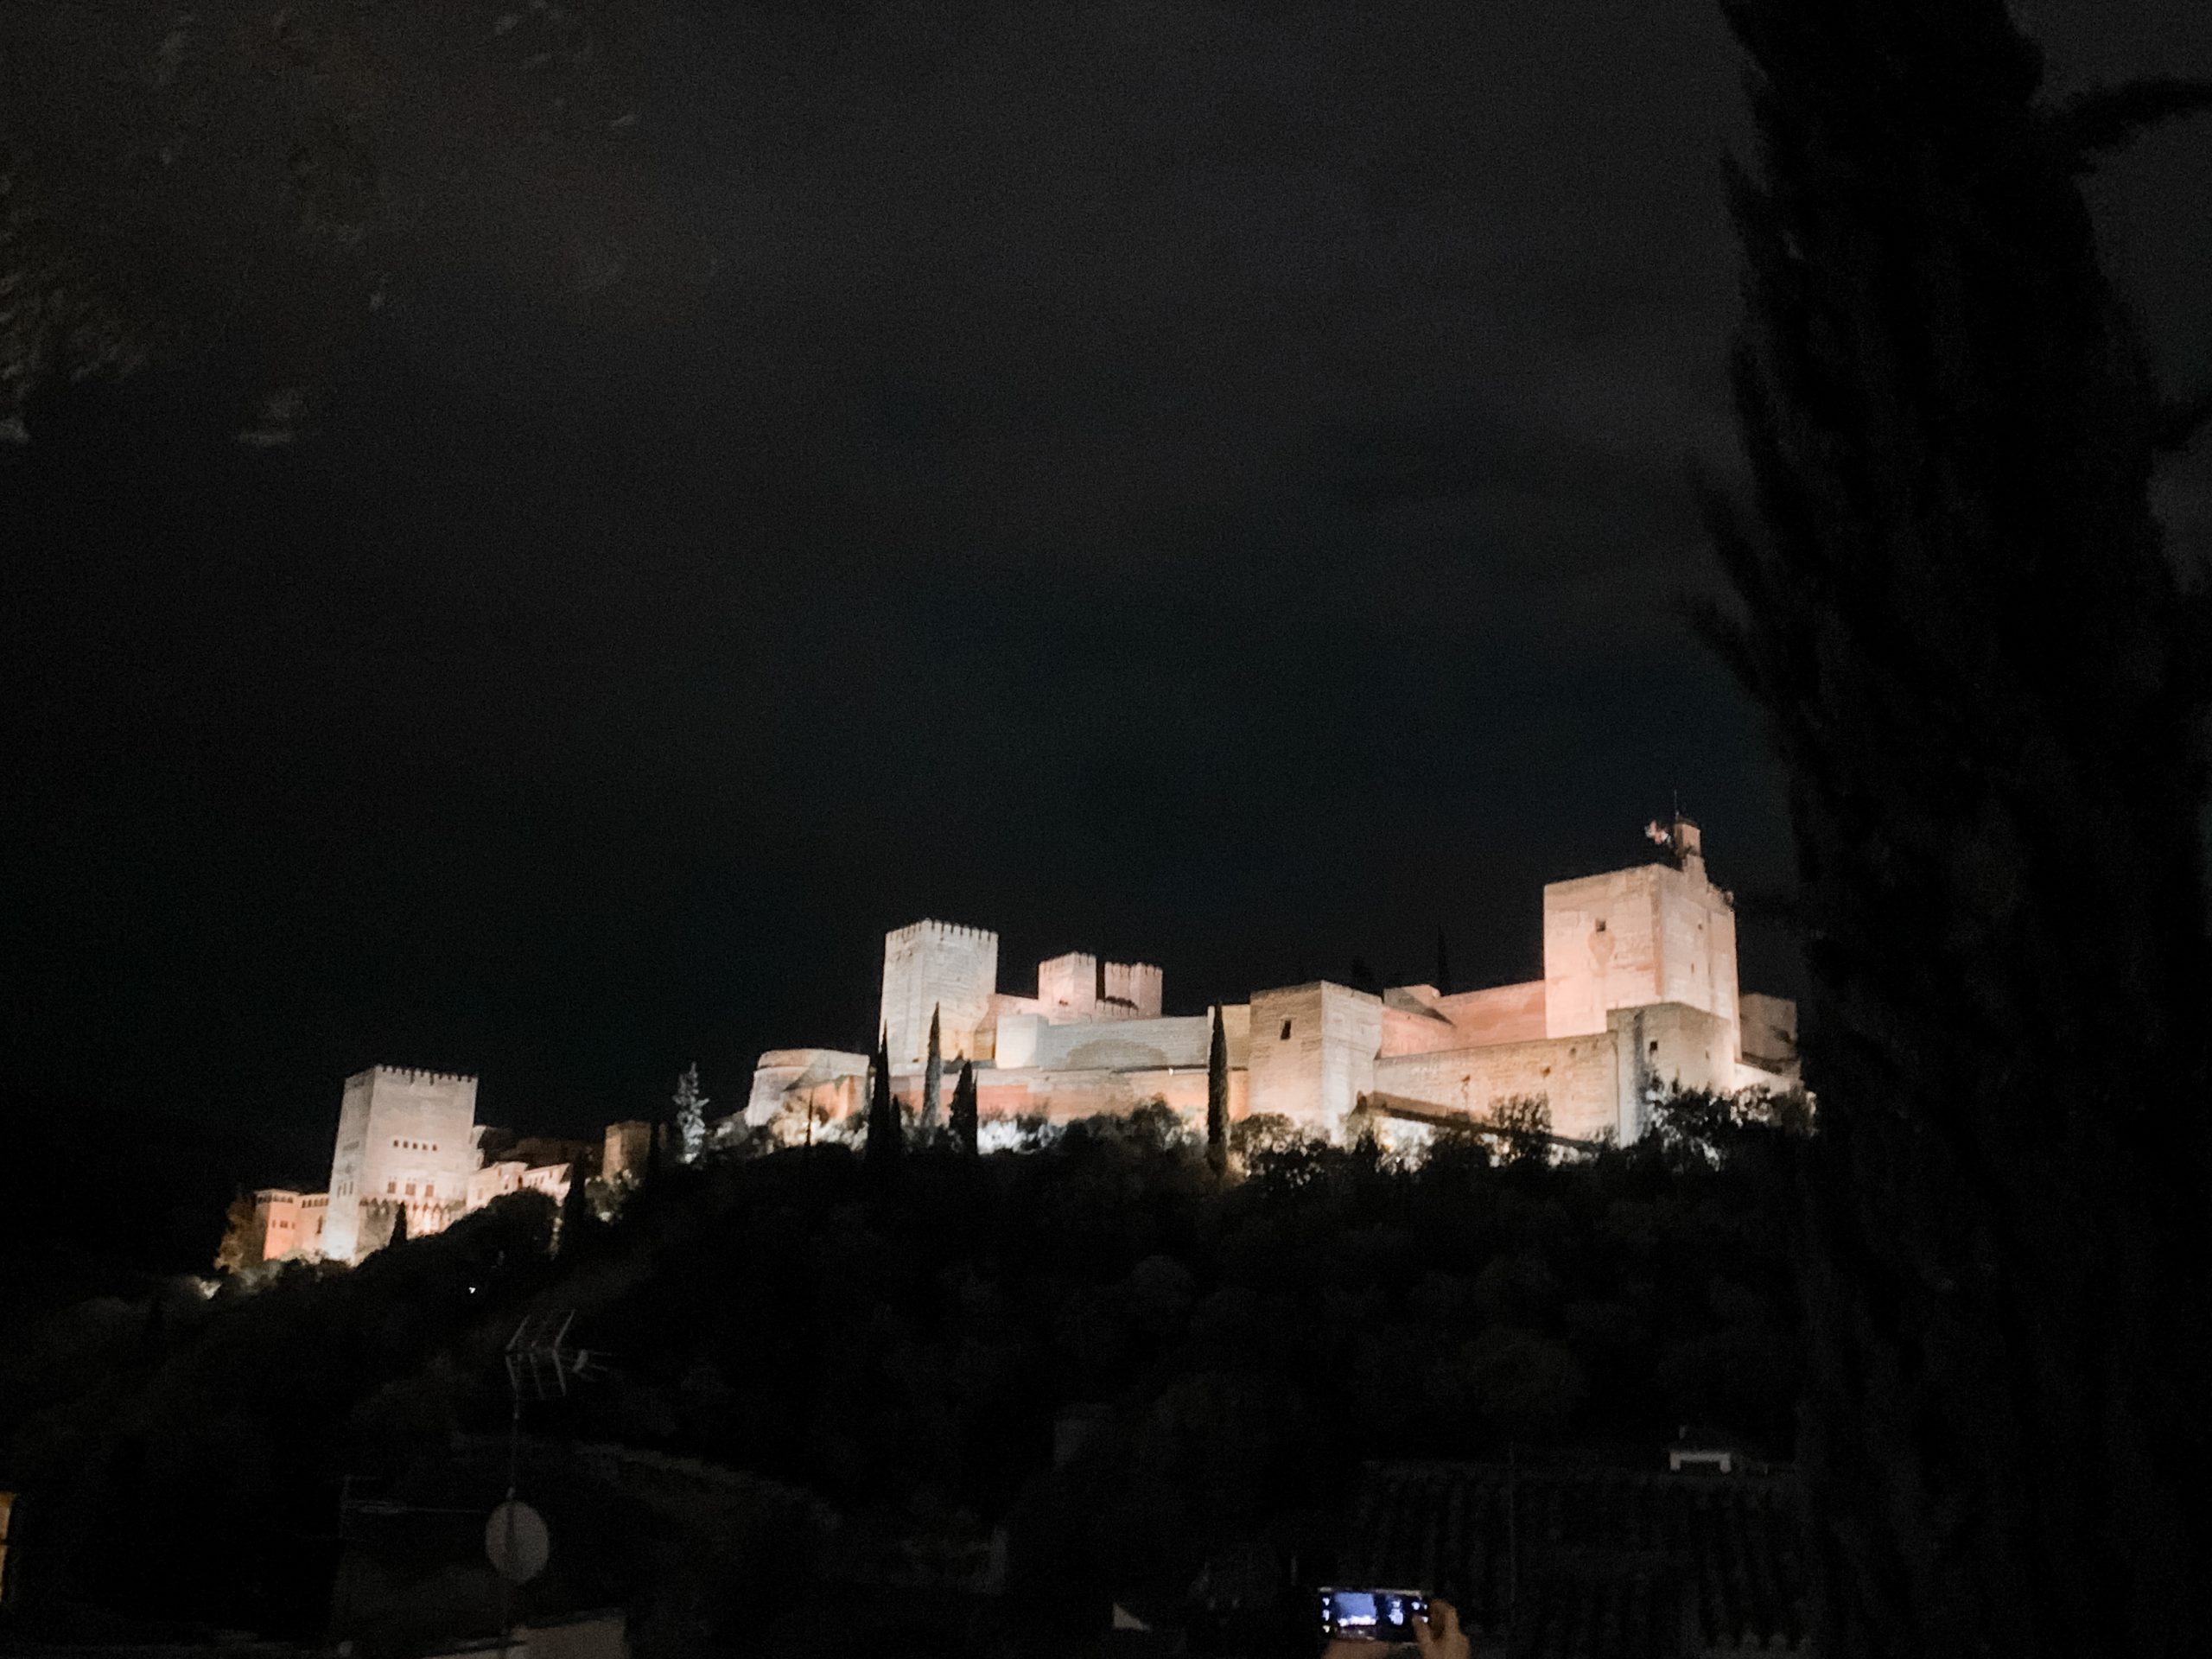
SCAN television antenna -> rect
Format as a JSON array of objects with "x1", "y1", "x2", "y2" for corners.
[{"x1": 490, "y1": 1309, "x2": 609, "y2": 1650}]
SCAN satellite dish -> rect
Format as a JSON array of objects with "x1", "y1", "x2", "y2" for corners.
[{"x1": 485, "y1": 1498, "x2": 550, "y2": 1585}]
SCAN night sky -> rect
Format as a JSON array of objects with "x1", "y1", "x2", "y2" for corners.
[{"x1": 6, "y1": 1, "x2": 2209, "y2": 1176}]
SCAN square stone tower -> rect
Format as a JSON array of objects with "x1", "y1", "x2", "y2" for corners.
[
  {"x1": 321, "y1": 1065, "x2": 480, "y2": 1262},
  {"x1": 1541, "y1": 818, "x2": 1739, "y2": 1059},
  {"x1": 1247, "y1": 982, "x2": 1384, "y2": 1138},
  {"x1": 880, "y1": 920, "x2": 999, "y2": 1066}
]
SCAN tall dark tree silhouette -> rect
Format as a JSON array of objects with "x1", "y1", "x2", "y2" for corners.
[
  {"x1": 950, "y1": 1058, "x2": 978, "y2": 1156},
  {"x1": 387, "y1": 1201, "x2": 407, "y2": 1248},
  {"x1": 921, "y1": 1005, "x2": 944, "y2": 1133},
  {"x1": 1706, "y1": 4, "x2": 2212, "y2": 1654},
  {"x1": 1433, "y1": 929, "x2": 1452, "y2": 998},
  {"x1": 1205, "y1": 1005, "x2": 1230, "y2": 1176},
  {"x1": 865, "y1": 1029, "x2": 903, "y2": 1184}
]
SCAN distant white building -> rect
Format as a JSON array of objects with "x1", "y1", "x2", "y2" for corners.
[{"x1": 747, "y1": 817, "x2": 1799, "y2": 1145}]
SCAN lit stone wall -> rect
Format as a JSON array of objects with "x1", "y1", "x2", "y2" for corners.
[
  {"x1": 1376, "y1": 1033, "x2": 1618, "y2": 1141},
  {"x1": 969, "y1": 1064, "x2": 1243, "y2": 1127},
  {"x1": 1609, "y1": 1003, "x2": 1737, "y2": 1141},
  {"x1": 1247, "y1": 983, "x2": 1383, "y2": 1135},
  {"x1": 322, "y1": 1065, "x2": 480, "y2": 1262},
  {"x1": 880, "y1": 921, "x2": 999, "y2": 1065},
  {"x1": 602, "y1": 1119, "x2": 653, "y2": 1181},
  {"x1": 1434, "y1": 980, "x2": 1548, "y2": 1046},
  {"x1": 469, "y1": 1160, "x2": 531, "y2": 1209},
  {"x1": 1738, "y1": 992, "x2": 1799, "y2": 1076},
  {"x1": 248, "y1": 1187, "x2": 326, "y2": 1264},
  {"x1": 744, "y1": 1048, "x2": 870, "y2": 1126},
  {"x1": 994, "y1": 1013, "x2": 1210, "y2": 1072}
]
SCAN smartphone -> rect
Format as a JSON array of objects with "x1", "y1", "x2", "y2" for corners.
[{"x1": 1318, "y1": 1587, "x2": 1430, "y2": 1643}]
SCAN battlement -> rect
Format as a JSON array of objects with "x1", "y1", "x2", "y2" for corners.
[
  {"x1": 882, "y1": 920, "x2": 1001, "y2": 1065},
  {"x1": 886, "y1": 919, "x2": 999, "y2": 946},
  {"x1": 348, "y1": 1064, "x2": 478, "y2": 1088}
]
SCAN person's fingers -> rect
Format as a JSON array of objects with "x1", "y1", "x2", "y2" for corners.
[
  {"x1": 1412, "y1": 1599, "x2": 1465, "y2": 1659},
  {"x1": 1412, "y1": 1606, "x2": 1441, "y2": 1656}
]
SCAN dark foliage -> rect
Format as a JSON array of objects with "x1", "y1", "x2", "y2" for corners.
[
  {"x1": 1707, "y1": 3, "x2": 2212, "y2": 1653},
  {"x1": 0, "y1": 1115, "x2": 1802, "y2": 1649},
  {"x1": 865, "y1": 1030, "x2": 903, "y2": 1186}
]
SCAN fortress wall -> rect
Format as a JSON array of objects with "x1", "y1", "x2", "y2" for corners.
[
  {"x1": 1019, "y1": 1014, "x2": 1211, "y2": 1072},
  {"x1": 1218, "y1": 1001, "x2": 1252, "y2": 1069},
  {"x1": 603, "y1": 1119, "x2": 653, "y2": 1180},
  {"x1": 747, "y1": 1048, "x2": 869, "y2": 1123},
  {"x1": 1379, "y1": 997, "x2": 1466, "y2": 1058},
  {"x1": 1738, "y1": 992, "x2": 1798, "y2": 1073},
  {"x1": 1248, "y1": 983, "x2": 1382, "y2": 1135},
  {"x1": 880, "y1": 921, "x2": 999, "y2": 1066},
  {"x1": 1376, "y1": 1032, "x2": 1618, "y2": 1143},
  {"x1": 248, "y1": 1188, "x2": 322, "y2": 1264},
  {"x1": 970, "y1": 1065, "x2": 1243, "y2": 1127},
  {"x1": 1435, "y1": 980, "x2": 1548, "y2": 1046}
]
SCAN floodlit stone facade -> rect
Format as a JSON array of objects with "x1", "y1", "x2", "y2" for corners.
[
  {"x1": 747, "y1": 818, "x2": 1799, "y2": 1145},
  {"x1": 321, "y1": 1065, "x2": 480, "y2": 1262},
  {"x1": 229, "y1": 1065, "x2": 602, "y2": 1269}
]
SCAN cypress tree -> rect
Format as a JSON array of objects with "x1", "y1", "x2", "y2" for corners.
[
  {"x1": 921, "y1": 1004, "x2": 944, "y2": 1132},
  {"x1": 950, "y1": 1058, "x2": 979, "y2": 1155},
  {"x1": 388, "y1": 1201, "x2": 408, "y2": 1248},
  {"x1": 1706, "y1": 5, "x2": 2212, "y2": 1653},
  {"x1": 865, "y1": 1028, "x2": 903, "y2": 1181},
  {"x1": 1433, "y1": 928, "x2": 1452, "y2": 997},
  {"x1": 1205, "y1": 1004, "x2": 1230, "y2": 1175}
]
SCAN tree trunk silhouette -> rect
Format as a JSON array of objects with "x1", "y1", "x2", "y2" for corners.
[
  {"x1": 1707, "y1": 3, "x2": 2212, "y2": 1655},
  {"x1": 922, "y1": 1005, "x2": 944, "y2": 1132},
  {"x1": 950, "y1": 1058, "x2": 979, "y2": 1156},
  {"x1": 866, "y1": 1029, "x2": 903, "y2": 1186},
  {"x1": 1206, "y1": 1005, "x2": 1230, "y2": 1175}
]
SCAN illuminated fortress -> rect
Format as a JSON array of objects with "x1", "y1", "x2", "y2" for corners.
[{"x1": 747, "y1": 817, "x2": 1800, "y2": 1144}]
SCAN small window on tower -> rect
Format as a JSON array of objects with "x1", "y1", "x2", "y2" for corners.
[
  {"x1": 386, "y1": 1181, "x2": 396, "y2": 1194},
  {"x1": 1649, "y1": 1040, "x2": 1660, "y2": 1055},
  {"x1": 1280, "y1": 1020, "x2": 1294, "y2": 1040},
  {"x1": 1594, "y1": 918, "x2": 1607, "y2": 932},
  {"x1": 405, "y1": 1183, "x2": 416, "y2": 1197},
  {"x1": 424, "y1": 1185, "x2": 435, "y2": 1198}
]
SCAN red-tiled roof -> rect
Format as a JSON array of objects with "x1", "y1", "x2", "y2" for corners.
[{"x1": 1336, "y1": 1459, "x2": 1812, "y2": 1656}]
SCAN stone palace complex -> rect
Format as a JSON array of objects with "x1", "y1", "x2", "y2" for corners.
[
  {"x1": 226, "y1": 817, "x2": 1797, "y2": 1269},
  {"x1": 747, "y1": 817, "x2": 1799, "y2": 1144}
]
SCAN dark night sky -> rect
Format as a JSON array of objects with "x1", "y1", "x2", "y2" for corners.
[{"x1": 6, "y1": 1, "x2": 2209, "y2": 1178}]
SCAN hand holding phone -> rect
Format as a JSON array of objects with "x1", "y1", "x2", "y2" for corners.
[{"x1": 1317, "y1": 1590, "x2": 1465, "y2": 1657}]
